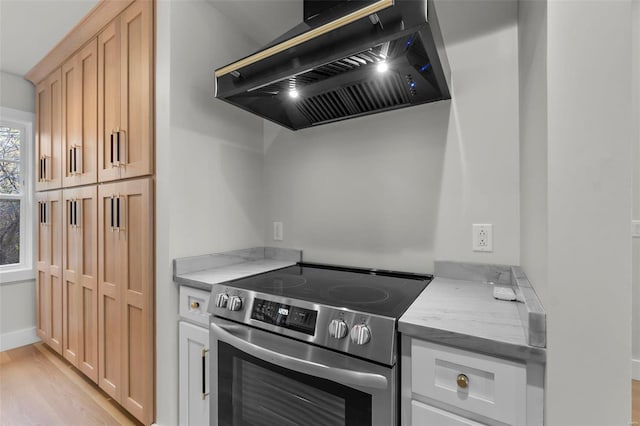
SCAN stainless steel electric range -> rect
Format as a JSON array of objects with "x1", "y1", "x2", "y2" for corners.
[{"x1": 207, "y1": 263, "x2": 432, "y2": 426}]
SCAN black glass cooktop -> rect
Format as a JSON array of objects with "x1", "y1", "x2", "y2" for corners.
[{"x1": 227, "y1": 263, "x2": 432, "y2": 318}]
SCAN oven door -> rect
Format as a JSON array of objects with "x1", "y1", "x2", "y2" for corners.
[{"x1": 210, "y1": 317, "x2": 395, "y2": 426}]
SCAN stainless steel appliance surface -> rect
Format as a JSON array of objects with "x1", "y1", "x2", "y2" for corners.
[
  {"x1": 214, "y1": 0, "x2": 451, "y2": 130},
  {"x1": 208, "y1": 262, "x2": 431, "y2": 426}
]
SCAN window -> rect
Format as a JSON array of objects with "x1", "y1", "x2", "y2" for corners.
[{"x1": 0, "y1": 107, "x2": 34, "y2": 283}]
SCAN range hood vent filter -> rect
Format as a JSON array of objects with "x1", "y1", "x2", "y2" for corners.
[{"x1": 296, "y1": 73, "x2": 409, "y2": 125}]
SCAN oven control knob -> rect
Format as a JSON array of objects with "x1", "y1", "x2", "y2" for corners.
[
  {"x1": 227, "y1": 296, "x2": 243, "y2": 312},
  {"x1": 215, "y1": 293, "x2": 229, "y2": 308},
  {"x1": 350, "y1": 324, "x2": 371, "y2": 345},
  {"x1": 328, "y1": 319, "x2": 349, "y2": 339}
]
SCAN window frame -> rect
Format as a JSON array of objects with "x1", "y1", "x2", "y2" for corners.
[{"x1": 0, "y1": 106, "x2": 35, "y2": 283}]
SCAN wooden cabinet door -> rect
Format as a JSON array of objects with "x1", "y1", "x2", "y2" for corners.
[
  {"x1": 118, "y1": 0, "x2": 154, "y2": 180},
  {"x1": 62, "y1": 39, "x2": 98, "y2": 188},
  {"x1": 97, "y1": 18, "x2": 122, "y2": 183},
  {"x1": 99, "y1": 177, "x2": 154, "y2": 424},
  {"x1": 179, "y1": 321, "x2": 210, "y2": 426},
  {"x1": 36, "y1": 191, "x2": 63, "y2": 353},
  {"x1": 62, "y1": 186, "x2": 98, "y2": 382},
  {"x1": 98, "y1": 0, "x2": 153, "y2": 183},
  {"x1": 35, "y1": 192, "x2": 51, "y2": 341},
  {"x1": 35, "y1": 69, "x2": 62, "y2": 191}
]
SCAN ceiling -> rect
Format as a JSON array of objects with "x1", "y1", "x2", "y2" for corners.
[
  {"x1": 207, "y1": 0, "x2": 302, "y2": 45},
  {"x1": 0, "y1": 0, "x2": 301, "y2": 78},
  {"x1": 0, "y1": 0, "x2": 99, "y2": 76}
]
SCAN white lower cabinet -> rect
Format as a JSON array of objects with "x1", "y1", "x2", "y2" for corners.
[
  {"x1": 179, "y1": 321, "x2": 210, "y2": 426},
  {"x1": 411, "y1": 400, "x2": 485, "y2": 426},
  {"x1": 403, "y1": 336, "x2": 532, "y2": 426}
]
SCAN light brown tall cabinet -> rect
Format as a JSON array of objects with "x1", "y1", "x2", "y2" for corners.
[
  {"x1": 26, "y1": 1, "x2": 155, "y2": 424},
  {"x1": 35, "y1": 190, "x2": 63, "y2": 353}
]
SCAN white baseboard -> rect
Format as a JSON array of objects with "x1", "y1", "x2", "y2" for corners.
[
  {"x1": 633, "y1": 358, "x2": 640, "y2": 381},
  {"x1": 0, "y1": 327, "x2": 41, "y2": 352}
]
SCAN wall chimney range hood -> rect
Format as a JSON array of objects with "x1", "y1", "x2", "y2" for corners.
[{"x1": 214, "y1": 0, "x2": 451, "y2": 131}]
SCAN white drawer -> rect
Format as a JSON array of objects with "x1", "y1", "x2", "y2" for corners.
[
  {"x1": 411, "y1": 339, "x2": 526, "y2": 426},
  {"x1": 179, "y1": 286, "x2": 211, "y2": 326},
  {"x1": 411, "y1": 400, "x2": 486, "y2": 426}
]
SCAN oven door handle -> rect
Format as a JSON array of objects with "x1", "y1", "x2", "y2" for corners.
[{"x1": 211, "y1": 321, "x2": 388, "y2": 390}]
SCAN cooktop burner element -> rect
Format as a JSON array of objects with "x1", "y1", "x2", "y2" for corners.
[
  {"x1": 254, "y1": 274, "x2": 307, "y2": 290},
  {"x1": 209, "y1": 262, "x2": 432, "y2": 365},
  {"x1": 327, "y1": 285, "x2": 390, "y2": 305}
]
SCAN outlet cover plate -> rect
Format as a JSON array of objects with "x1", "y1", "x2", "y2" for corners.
[
  {"x1": 632, "y1": 220, "x2": 640, "y2": 238},
  {"x1": 273, "y1": 222, "x2": 283, "y2": 241},
  {"x1": 473, "y1": 224, "x2": 493, "y2": 252}
]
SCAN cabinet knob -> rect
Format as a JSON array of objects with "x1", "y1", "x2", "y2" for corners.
[
  {"x1": 456, "y1": 374, "x2": 469, "y2": 389},
  {"x1": 190, "y1": 301, "x2": 200, "y2": 309}
]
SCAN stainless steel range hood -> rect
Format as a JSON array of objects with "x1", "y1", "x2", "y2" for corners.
[{"x1": 214, "y1": 0, "x2": 451, "y2": 131}]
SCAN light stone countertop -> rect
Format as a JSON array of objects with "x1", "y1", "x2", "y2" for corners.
[
  {"x1": 399, "y1": 277, "x2": 546, "y2": 363},
  {"x1": 174, "y1": 259, "x2": 297, "y2": 290},
  {"x1": 173, "y1": 247, "x2": 301, "y2": 291}
]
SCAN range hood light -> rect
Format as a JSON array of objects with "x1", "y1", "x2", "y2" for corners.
[
  {"x1": 288, "y1": 90, "x2": 299, "y2": 99},
  {"x1": 376, "y1": 62, "x2": 389, "y2": 73}
]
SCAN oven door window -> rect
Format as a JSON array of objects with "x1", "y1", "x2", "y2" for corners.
[{"x1": 218, "y1": 341, "x2": 372, "y2": 426}]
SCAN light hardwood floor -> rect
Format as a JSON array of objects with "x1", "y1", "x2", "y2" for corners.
[
  {"x1": 634, "y1": 380, "x2": 640, "y2": 425},
  {"x1": 0, "y1": 343, "x2": 141, "y2": 426}
]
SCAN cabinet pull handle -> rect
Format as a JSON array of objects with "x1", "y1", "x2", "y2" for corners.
[
  {"x1": 69, "y1": 200, "x2": 73, "y2": 226},
  {"x1": 190, "y1": 301, "x2": 200, "y2": 309},
  {"x1": 43, "y1": 156, "x2": 47, "y2": 181},
  {"x1": 116, "y1": 196, "x2": 120, "y2": 230},
  {"x1": 456, "y1": 374, "x2": 469, "y2": 389},
  {"x1": 39, "y1": 158, "x2": 42, "y2": 181},
  {"x1": 110, "y1": 132, "x2": 115, "y2": 165},
  {"x1": 119, "y1": 130, "x2": 126, "y2": 165},
  {"x1": 116, "y1": 131, "x2": 120, "y2": 164},
  {"x1": 76, "y1": 199, "x2": 81, "y2": 228},
  {"x1": 72, "y1": 146, "x2": 77, "y2": 174},
  {"x1": 201, "y1": 348, "x2": 209, "y2": 400},
  {"x1": 73, "y1": 200, "x2": 78, "y2": 227},
  {"x1": 109, "y1": 197, "x2": 114, "y2": 231},
  {"x1": 69, "y1": 148, "x2": 74, "y2": 174},
  {"x1": 75, "y1": 145, "x2": 82, "y2": 174},
  {"x1": 44, "y1": 201, "x2": 48, "y2": 225},
  {"x1": 39, "y1": 202, "x2": 43, "y2": 224}
]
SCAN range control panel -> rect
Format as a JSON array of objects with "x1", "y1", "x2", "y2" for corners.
[{"x1": 251, "y1": 298, "x2": 318, "y2": 336}]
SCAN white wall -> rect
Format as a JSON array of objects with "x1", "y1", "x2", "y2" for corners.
[
  {"x1": 0, "y1": 279, "x2": 36, "y2": 350},
  {"x1": 155, "y1": 1, "x2": 265, "y2": 424},
  {"x1": 520, "y1": 0, "x2": 633, "y2": 424},
  {"x1": 264, "y1": 0, "x2": 520, "y2": 273},
  {"x1": 518, "y1": 0, "x2": 548, "y2": 305},
  {"x1": 0, "y1": 71, "x2": 34, "y2": 112},
  {"x1": 632, "y1": 0, "x2": 640, "y2": 379}
]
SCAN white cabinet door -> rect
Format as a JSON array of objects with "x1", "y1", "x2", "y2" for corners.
[
  {"x1": 179, "y1": 321, "x2": 210, "y2": 426},
  {"x1": 411, "y1": 400, "x2": 486, "y2": 426}
]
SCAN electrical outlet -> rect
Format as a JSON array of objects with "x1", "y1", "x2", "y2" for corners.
[
  {"x1": 632, "y1": 220, "x2": 640, "y2": 238},
  {"x1": 473, "y1": 224, "x2": 493, "y2": 252},
  {"x1": 273, "y1": 222, "x2": 283, "y2": 241}
]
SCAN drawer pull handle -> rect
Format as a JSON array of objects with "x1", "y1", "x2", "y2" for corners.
[
  {"x1": 457, "y1": 374, "x2": 469, "y2": 389},
  {"x1": 190, "y1": 301, "x2": 200, "y2": 309}
]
